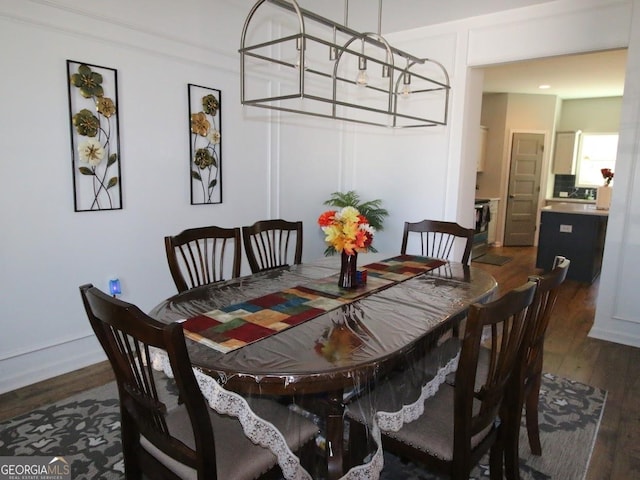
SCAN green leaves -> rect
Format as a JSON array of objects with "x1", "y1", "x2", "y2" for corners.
[
  {"x1": 77, "y1": 165, "x2": 118, "y2": 192},
  {"x1": 323, "y1": 190, "x2": 389, "y2": 231}
]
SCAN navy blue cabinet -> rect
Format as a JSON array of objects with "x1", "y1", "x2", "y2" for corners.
[{"x1": 536, "y1": 209, "x2": 608, "y2": 283}]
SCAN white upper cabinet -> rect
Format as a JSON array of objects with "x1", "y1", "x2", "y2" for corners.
[{"x1": 552, "y1": 131, "x2": 581, "y2": 175}]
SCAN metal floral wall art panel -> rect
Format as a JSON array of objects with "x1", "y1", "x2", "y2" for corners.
[
  {"x1": 67, "y1": 60, "x2": 122, "y2": 212},
  {"x1": 188, "y1": 84, "x2": 222, "y2": 205}
]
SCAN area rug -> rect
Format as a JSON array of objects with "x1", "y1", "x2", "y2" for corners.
[
  {"x1": 0, "y1": 373, "x2": 605, "y2": 480},
  {"x1": 472, "y1": 254, "x2": 513, "y2": 266}
]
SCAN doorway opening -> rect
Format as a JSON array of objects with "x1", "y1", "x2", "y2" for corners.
[{"x1": 476, "y1": 48, "x2": 626, "y2": 247}]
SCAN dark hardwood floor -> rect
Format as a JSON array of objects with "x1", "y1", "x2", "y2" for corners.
[
  {"x1": 471, "y1": 246, "x2": 639, "y2": 480},
  {"x1": 1, "y1": 246, "x2": 637, "y2": 479}
]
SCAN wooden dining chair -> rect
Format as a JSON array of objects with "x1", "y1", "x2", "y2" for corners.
[
  {"x1": 401, "y1": 219, "x2": 475, "y2": 265},
  {"x1": 165, "y1": 226, "x2": 241, "y2": 293},
  {"x1": 401, "y1": 219, "x2": 475, "y2": 338},
  {"x1": 347, "y1": 280, "x2": 537, "y2": 480},
  {"x1": 504, "y1": 256, "x2": 570, "y2": 479},
  {"x1": 79, "y1": 284, "x2": 318, "y2": 480},
  {"x1": 242, "y1": 219, "x2": 303, "y2": 273}
]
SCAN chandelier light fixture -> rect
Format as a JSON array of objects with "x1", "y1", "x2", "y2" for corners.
[{"x1": 239, "y1": 0, "x2": 451, "y2": 128}]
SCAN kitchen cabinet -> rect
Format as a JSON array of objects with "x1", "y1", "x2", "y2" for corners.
[
  {"x1": 552, "y1": 131, "x2": 580, "y2": 175},
  {"x1": 536, "y1": 204, "x2": 608, "y2": 283},
  {"x1": 476, "y1": 126, "x2": 488, "y2": 172}
]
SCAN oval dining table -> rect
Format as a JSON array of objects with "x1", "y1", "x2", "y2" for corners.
[{"x1": 149, "y1": 253, "x2": 497, "y2": 480}]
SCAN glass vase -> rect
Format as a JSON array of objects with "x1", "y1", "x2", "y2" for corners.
[{"x1": 339, "y1": 252, "x2": 358, "y2": 289}]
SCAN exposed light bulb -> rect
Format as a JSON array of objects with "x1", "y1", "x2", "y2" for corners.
[
  {"x1": 356, "y1": 56, "x2": 368, "y2": 87},
  {"x1": 356, "y1": 69, "x2": 369, "y2": 87},
  {"x1": 400, "y1": 72, "x2": 411, "y2": 99}
]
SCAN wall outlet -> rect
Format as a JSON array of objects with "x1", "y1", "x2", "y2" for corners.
[
  {"x1": 559, "y1": 224, "x2": 573, "y2": 233},
  {"x1": 559, "y1": 191, "x2": 568, "y2": 198}
]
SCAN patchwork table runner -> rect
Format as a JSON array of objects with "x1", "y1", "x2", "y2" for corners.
[{"x1": 181, "y1": 255, "x2": 446, "y2": 353}]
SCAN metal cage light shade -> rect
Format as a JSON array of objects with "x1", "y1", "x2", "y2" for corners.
[{"x1": 239, "y1": 0, "x2": 450, "y2": 128}]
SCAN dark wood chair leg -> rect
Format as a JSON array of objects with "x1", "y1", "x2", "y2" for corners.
[
  {"x1": 525, "y1": 373, "x2": 543, "y2": 455},
  {"x1": 120, "y1": 409, "x2": 143, "y2": 480},
  {"x1": 489, "y1": 440, "x2": 505, "y2": 480},
  {"x1": 504, "y1": 394, "x2": 522, "y2": 480},
  {"x1": 452, "y1": 459, "x2": 472, "y2": 480}
]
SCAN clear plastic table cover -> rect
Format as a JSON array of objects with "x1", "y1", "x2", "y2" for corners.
[{"x1": 148, "y1": 254, "x2": 497, "y2": 479}]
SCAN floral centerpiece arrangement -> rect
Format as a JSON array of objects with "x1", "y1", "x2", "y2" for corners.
[
  {"x1": 601, "y1": 168, "x2": 614, "y2": 186},
  {"x1": 322, "y1": 190, "x2": 388, "y2": 254},
  {"x1": 318, "y1": 206, "x2": 375, "y2": 255},
  {"x1": 318, "y1": 206, "x2": 375, "y2": 288}
]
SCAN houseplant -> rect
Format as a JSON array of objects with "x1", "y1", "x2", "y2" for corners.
[{"x1": 323, "y1": 191, "x2": 388, "y2": 232}]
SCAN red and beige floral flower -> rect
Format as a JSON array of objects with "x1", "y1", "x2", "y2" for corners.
[{"x1": 318, "y1": 206, "x2": 375, "y2": 255}]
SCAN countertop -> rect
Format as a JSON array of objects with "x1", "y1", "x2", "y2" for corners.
[
  {"x1": 541, "y1": 203, "x2": 609, "y2": 216},
  {"x1": 545, "y1": 197, "x2": 596, "y2": 204}
]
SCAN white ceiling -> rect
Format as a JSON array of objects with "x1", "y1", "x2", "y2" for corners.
[
  {"x1": 297, "y1": 0, "x2": 551, "y2": 34},
  {"x1": 324, "y1": 2, "x2": 628, "y2": 100},
  {"x1": 481, "y1": 49, "x2": 627, "y2": 99},
  {"x1": 273, "y1": 1, "x2": 628, "y2": 100}
]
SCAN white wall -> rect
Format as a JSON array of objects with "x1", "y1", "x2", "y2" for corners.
[
  {"x1": 479, "y1": 93, "x2": 509, "y2": 199},
  {"x1": 558, "y1": 97, "x2": 623, "y2": 131},
  {"x1": 590, "y1": 0, "x2": 640, "y2": 346},
  {"x1": 1, "y1": 0, "x2": 638, "y2": 394},
  {"x1": 0, "y1": 0, "x2": 381, "y2": 392}
]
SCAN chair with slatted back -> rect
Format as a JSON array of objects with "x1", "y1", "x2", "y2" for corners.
[
  {"x1": 402, "y1": 219, "x2": 475, "y2": 340},
  {"x1": 242, "y1": 219, "x2": 303, "y2": 273},
  {"x1": 165, "y1": 226, "x2": 241, "y2": 293},
  {"x1": 346, "y1": 280, "x2": 537, "y2": 480},
  {"x1": 504, "y1": 256, "x2": 570, "y2": 479},
  {"x1": 80, "y1": 284, "x2": 318, "y2": 480},
  {"x1": 401, "y1": 219, "x2": 475, "y2": 265}
]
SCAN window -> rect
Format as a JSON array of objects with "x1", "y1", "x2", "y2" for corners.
[{"x1": 576, "y1": 133, "x2": 618, "y2": 187}]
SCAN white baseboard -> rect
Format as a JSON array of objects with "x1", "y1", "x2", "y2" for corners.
[
  {"x1": 0, "y1": 336, "x2": 107, "y2": 395},
  {"x1": 588, "y1": 326, "x2": 640, "y2": 349}
]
